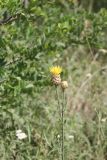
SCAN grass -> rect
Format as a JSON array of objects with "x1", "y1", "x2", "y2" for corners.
[{"x1": 1, "y1": 45, "x2": 107, "y2": 160}]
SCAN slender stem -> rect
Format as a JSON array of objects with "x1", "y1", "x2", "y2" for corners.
[
  {"x1": 55, "y1": 87, "x2": 66, "y2": 160},
  {"x1": 55, "y1": 86, "x2": 61, "y2": 160},
  {"x1": 61, "y1": 90, "x2": 65, "y2": 160},
  {"x1": 56, "y1": 86, "x2": 61, "y2": 116},
  {"x1": 85, "y1": 36, "x2": 94, "y2": 59}
]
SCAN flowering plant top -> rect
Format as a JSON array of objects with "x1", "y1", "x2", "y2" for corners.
[{"x1": 50, "y1": 66, "x2": 62, "y2": 75}]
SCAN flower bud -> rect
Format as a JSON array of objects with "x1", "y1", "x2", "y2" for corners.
[
  {"x1": 52, "y1": 74, "x2": 61, "y2": 85},
  {"x1": 61, "y1": 81, "x2": 68, "y2": 89}
]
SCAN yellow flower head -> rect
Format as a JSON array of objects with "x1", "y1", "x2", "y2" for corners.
[{"x1": 50, "y1": 66, "x2": 62, "y2": 75}]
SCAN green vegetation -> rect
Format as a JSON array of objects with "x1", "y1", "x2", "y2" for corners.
[{"x1": 0, "y1": 0, "x2": 107, "y2": 159}]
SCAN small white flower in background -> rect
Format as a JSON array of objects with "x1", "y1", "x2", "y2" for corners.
[
  {"x1": 68, "y1": 135, "x2": 74, "y2": 139},
  {"x1": 16, "y1": 129, "x2": 27, "y2": 140},
  {"x1": 101, "y1": 118, "x2": 106, "y2": 122},
  {"x1": 16, "y1": 130, "x2": 22, "y2": 134},
  {"x1": 99, "y1": 49, "x2": 107, "y2": 54},
  {"x1": 86, "y1": 73, "x2": 92, "y2": 78},
  {"x1": 57, "y1": 134, "x2": 60, "y2": 139}
]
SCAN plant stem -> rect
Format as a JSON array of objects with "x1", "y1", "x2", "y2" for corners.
[
  {"x1": 56, "y1": 87, "x2": 66, "y2": 160},
  {"x1": 55, "y1": 86, "x2": 61, "y2": 159},
  {"x1": 61, "y1": 90, "x2": 65, "y2": 160},
  {"x1": 56, "y1": 86, "x2": 61, "y2": 116}
]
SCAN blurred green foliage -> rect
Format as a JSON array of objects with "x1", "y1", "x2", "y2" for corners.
[{"x1": 0, "y1": 0, "x2": 107, "y2": 159}]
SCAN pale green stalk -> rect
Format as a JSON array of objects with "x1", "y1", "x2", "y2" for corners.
[
  {"x1": 56, "y1": 86, "x2": 66, "y2": 160},
  {"x1": 61, "y1": 90, "x2": 65, "y2": 160}
]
